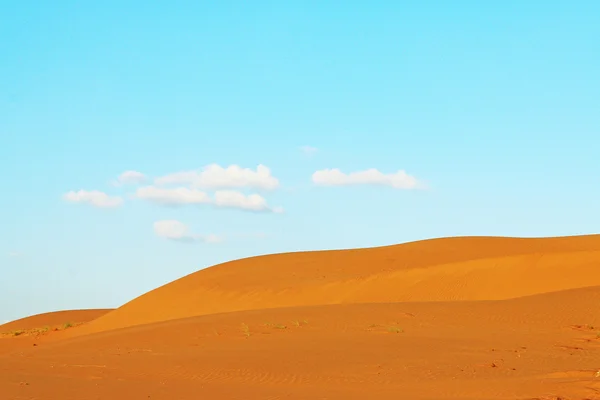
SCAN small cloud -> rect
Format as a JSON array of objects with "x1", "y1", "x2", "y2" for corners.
[
  {"x1": 155, "y1": 164, "x2": 279, "y2": 190},
  {"x1": 8, "y1": 251, "x2": 21, "y2": 257},
  {"x1": 153, "y1": 220, "x2": 222, "y2": 243},
  {"x1": 312, "y1": 168, "x2": 422, "y2": 189},
  {"x1": 113, "y1": 170, "x2": 147, "y2": 186},
  {"x1": 300, "y1": 146, "x2": 318, "y2": 156},
  {"x1": 213, "y1": 190, "x2": 283, "y2": 213},
  {"x1": 63, "y1": 190, "x2": 123, "y2": 208}
]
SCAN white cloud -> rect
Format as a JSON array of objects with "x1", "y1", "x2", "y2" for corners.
[
  {"x1": 153, "y1": 220, "x2": 222, "y2": 243},
  {"x1": 136, "y1": 186, "x2": 211, "y2": 205},
  {"x1": 155, "y1": 164, "x2": 279, "y2": 190},
  {"x1": 8, "y1": 251, "x2": 21, "y2": 258},
  {"x1": 214, "y1": 190, "x2": 280, "y2": 212},
  {"x1": 153, "y1": 220, "x2": 191, "y2": 240},
  {"x1": 300, "y1": 146, "x2": 318, "y2": 156},
  {"x1": 136, "y1": 186, "x2": 283, "y2": 213},
  {"x1": 114, "y1": 170, "x2": 147, "y2": 185},
  {"x1": 312, "y1": 168, "x2": 421, "y2": 189},
  {"x1": 63, "y1": 190, "x2": 123, "y2": 208}
]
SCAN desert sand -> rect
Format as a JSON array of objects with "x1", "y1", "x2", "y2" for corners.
[
  {"x1": 0, "y1": 309, "x2": 112, "y2": 334},
  {"x1": 1, "y1": 235, "x2": 600, "y2": 399}
]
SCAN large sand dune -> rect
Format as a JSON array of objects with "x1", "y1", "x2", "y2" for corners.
[
  {"x1": 74, "y1": 235, "x2": 600, "y2": 335},
  {"x1": 2, "y1": 235, "x2": 600, "y2": 399}
]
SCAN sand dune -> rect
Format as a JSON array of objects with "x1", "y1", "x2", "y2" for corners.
[
  {"x1": 2, "y1": 286, "x2": 600, "y2": 399},
  {"x1": 2, "y1": 235, "x2": 600, "y2": 399},
  {"x1": 0, "y1": 309, "x2": 113, "y2": 333},
  {"x1": 73, "y1": 235, "x2": 600, "y2": 335}
]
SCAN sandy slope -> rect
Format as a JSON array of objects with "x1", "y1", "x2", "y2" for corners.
[
  {"x1": 0, "y1": 309, "x2": 113, "y2": 333},
  {"x1": 0, "y1": 309, "x2": 112, "y2": 357},
  {"x1": 74, "y1": 235, "x2": 600, "y2": 335},
  {"x1": 1, "y1": 286, "x2": 599, "y2": 399},
  {"x1": 2, "y1": 235, "x2": 600, "y2": 399}
]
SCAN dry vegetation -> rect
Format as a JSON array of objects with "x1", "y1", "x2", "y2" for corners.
[{"x1": 0, "y1": 321, "x2": 80, "y2": 338}]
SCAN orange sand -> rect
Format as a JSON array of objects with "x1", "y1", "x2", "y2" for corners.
[
  {"x1": 0, "y1": 309, "x2": 113, "y2": 333},
  {"x1": 1, "y1": 235, "x2": 599, "y2": 399}
]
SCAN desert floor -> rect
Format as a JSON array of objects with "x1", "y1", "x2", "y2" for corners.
[{"x1": 2, "y1": 235, "x2": 600, "y2": 399}]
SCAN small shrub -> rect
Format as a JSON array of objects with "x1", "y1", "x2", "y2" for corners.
[{"x1": 240, "y1": 323, "x2": 250, "y2": 338}]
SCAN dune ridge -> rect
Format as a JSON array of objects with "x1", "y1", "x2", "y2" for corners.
[
  {"x1": 70, "y1": 235, "x2": 600, "y2": 336},
  {"x1": 0, "y1": 309, "x2": 113, "y2": 333}
]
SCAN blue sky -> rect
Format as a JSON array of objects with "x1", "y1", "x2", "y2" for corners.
[{"x1": 1, "y1": 1, "x2": 598, "y2": 323}]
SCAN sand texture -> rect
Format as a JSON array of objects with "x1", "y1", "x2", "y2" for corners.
[{"x1": 2, "y1": 235, "x2": 600, "y2": 399}]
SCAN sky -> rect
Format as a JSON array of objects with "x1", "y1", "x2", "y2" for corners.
[{"x1": 1, "y1": 1, "x2": 599, "y2": 323}]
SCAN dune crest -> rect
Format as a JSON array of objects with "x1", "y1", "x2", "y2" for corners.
[{"x1": 71, "y1": 235, "x2": 600, "y2": 336}]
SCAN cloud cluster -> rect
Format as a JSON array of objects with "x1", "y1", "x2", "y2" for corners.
[
  {"x1": 153, "y1": 220, "x2": 222, "y2": 243},
  {"x1": 62, "y1": 159, "x2": 424, "y2": 245},
  {"x1": 312, "y1": 168, "x2": 421, "y2": 189},
  {"x1": 63, "y1": 162, "x2": 422, "y2": 206},
  {"x1": 130, "y1": 164, "x2": 284, "y2": 213},
  {"x1": 64, "y1": 164, "x2": 284, "y2": 213},
  {"x1": 63, "y1": 164, "x2": 422, "y2": 212}
]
